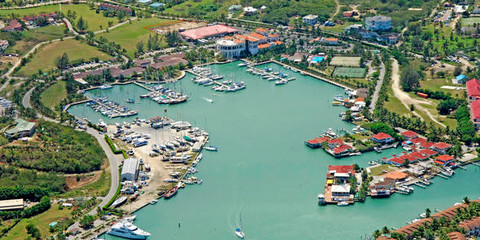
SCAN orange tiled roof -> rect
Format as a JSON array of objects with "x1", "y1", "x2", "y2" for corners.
[
  {"x1": 384, "y1": 171, "x2": 408, "y2": 180},
  {"x1": 258, "y1": 43, "x2": 271, "y2": 49},
  {"x1": 248, "y1": 32, "x2": 267, "y2": 40}
]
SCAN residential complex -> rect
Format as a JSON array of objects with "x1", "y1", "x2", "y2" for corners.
[
  {"x1": 365, "y1": 16, "x2": 392, "y2": 31},
  {"x1": 216, "y1": 28, "x2": 282, "y2": 59}
]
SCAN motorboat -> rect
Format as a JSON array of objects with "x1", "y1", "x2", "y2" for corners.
[
  {"x1": 238, "y1": 62, "x2": 248, "y2": 67},
  {"x1": 235, "y1": 228, "x2": 245, "y2": 239},
  {"x1": 337, "y1": 201, "x2": 349, "y2": 206},
  {"x1": 107, "y1": 221, "x2": 151, "y2": 239},
  {"x1": 204, "y1": 146, "x2": 218, "y2": 151},
  {"x1": 150, "y1": 199, "x2": 158, "y2": 205},
  {"x1": 275, "y1": 79, "x2": 287, "y2": 85},
  {"x1": 203, "y1": 97, "x2": 214, "y2": 103},
  {"x1": 126, "y1": 98, "x2": 135, "y2": 103},
  {"x1": 164, "y1": 186, "x2": 178, "y2": 199},
  {"x1": 124, "y1": 215, "x2": 136, "y2": 223},
  {"x1": 111, "y1": 196, "x2": 127, "y2": 208}
]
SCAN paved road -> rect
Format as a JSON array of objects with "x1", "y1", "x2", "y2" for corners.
[
  {"x1": 369, "y1": 59, "x2": 385, "y2": 112},
  {"x1": 22, "y1": 87, "x2": 120, "y2": 216}
]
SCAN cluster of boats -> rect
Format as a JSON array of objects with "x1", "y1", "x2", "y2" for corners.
[
  {"x1": 191, "y1": 66, "x2": 247, "y2": 92},
  {"x1": 140, "y1": 86, "x2": 188, "y2": 105},
  {"x1": 87, "y1": 97, "x2": 138, "y2": 118},
  {"x1": 246, "y1": 67, "x2": 294, "y2": 85}
]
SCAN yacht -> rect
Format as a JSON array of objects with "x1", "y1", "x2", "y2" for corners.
[
  {"x1": 204, "y1": 146, "x2": 218, "y2": 151},
  {"x1": 107, "y1": 221, "x2": 151, "y2": 239},
  {"x1": 337, "y1": 201, "x2": 349, "y2": 206},
  {"x1": 235, "y1": 228, "x2": 245, "y2": 239},
  {"x1": 238, "y1": 62, "x2": 248, "y2": 67}
]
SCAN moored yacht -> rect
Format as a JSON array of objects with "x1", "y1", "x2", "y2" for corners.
[{"x1": 107, "y1": 221, "x2": 151, "y2": 239}]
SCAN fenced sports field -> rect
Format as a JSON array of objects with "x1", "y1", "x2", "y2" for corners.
[{"x1": 333, "y1": 67, "x2": 366, "y2": 78}]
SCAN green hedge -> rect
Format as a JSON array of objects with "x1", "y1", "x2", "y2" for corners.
[{"x1": 104, "y1": 135, "x2": 127, "y2": 159}]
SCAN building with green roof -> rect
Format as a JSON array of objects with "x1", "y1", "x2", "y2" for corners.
[{"x1": 4, "y1": 118, "x2": 36, "y2": 139}]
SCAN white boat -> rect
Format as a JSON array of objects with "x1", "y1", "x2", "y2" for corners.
[
  {"x1": 111, "y1": 196, "x2": 127, "y2": 208},
  {"x1": 235, "y1": 228, "x2": 245, "y2": 239},
  {"x1": 204, "y1": 146, "x2": 218, "y2": 151},
  {"x1": 108, "y1": 221, "x2": 151, "y2": 239},
  {"x1": 203, "y1": 97, "x2": 214, "y2": 103},
  {"x1": 238, "y1": 63, "x2": 248, "y2": 67},
  {"x1": 124, "y1": 215, "x2": 136, "y2": 223},
  {"x1": 150, "y1": 199, "x2": 158, "y2": 205},
  {"x1": 337, "y1": 201, "x2": 349, "y2": 206}
]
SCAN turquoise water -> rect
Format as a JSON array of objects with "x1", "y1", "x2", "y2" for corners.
[{"x1": 69, "y1": 62, "x2": 480, "y2": 239}]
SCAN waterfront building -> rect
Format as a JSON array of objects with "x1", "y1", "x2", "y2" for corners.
[
  {"x1": 305, "y1": 136, "x2": 330, "y2": 148},
  {"x1": 180, "y1": 25, "x2": 238, "y2": 41},
  {"x1": 400, "y1": 130, "x2": 419, "y2": 140},
  {"x1": 466, "y1": 78, "x2": 480, "y2": 102},
  {"x1": 121, "y1": 158, "x2": 140, "y2": 181},
  {"x1": 216, "y1": 29, "x2": 282, "y2": 59},
  {"x1": 302, "y1": 15, "x2": 318, "y2": 25},
  {"x1": 330, "y1": 185, "x2": 352, "y2": 202},
  {"x1": 384, "y1": 171, "x2": 408, "y2": 182},
  {"x1": 431, "y1": 142, "x2": 452, "y2": 154},
  {"x1": 327, "y1": 138, "x2": 344, "y2": 149},
  {"x1": 365, "y1": 16, "x2": 392, "y2": 31},
  {"x1": 434, "y1": 154, "x2": 454, "y2": 167},
  {"x1": 332, "y1": 144, "x2": 352, "y2": 157},
  {"x1": 419, "y1": 148, "x2": 438, "y2": 157},
  {"x1": 327, "y1": 165, "x2": 353, "y2": 183},
  {"x1": 369, "y1": 179, "x2": 394, "y2": 198},
  {"x1": 4, "y1": 118, "x2": 35, "y2": 139},
  {"x1": 371, "y1": 132, "x2": 393, "y2": 144},
  {"x1": 134, "y1": 59, "x2": 151, "y2": 68}
]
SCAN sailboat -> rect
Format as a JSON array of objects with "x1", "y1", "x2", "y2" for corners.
[{"x1": 235, "y1": 214, "x2": 245, "y2": 239}]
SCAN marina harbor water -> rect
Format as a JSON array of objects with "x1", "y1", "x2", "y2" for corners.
[{"x1": 68, "y1": 62, "x2": 480, "y2": 239}]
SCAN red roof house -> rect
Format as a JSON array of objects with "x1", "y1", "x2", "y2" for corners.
[
  {"x1": 332, "y1": 144, "x2": 352, "y2": 157},
  {"x1": 435, "y1": 155, "x2": 454, "y2": 166},
  {"x1": 419, "y1": 148, "x2": 438, "y2": 157},
  {"x1": 420, "y1": 141, "x2": 434, "y2": 148},
  {"x1": 305, "y1": 136, "x2": 330, "y2": 148},
  {"x1": 328, "y1": 138, "x2": 344, "y2": 148},
  {"x1": 372, "y1": 132, "x2": 394, "y2": 144},
  {"x1": 471, "y1": 100, "x2": 480, "y2": 130},
  {"x1": 467, "y1": 78, "x2": 480, "y2": 102},
  {"x1": 432, "y1": 142, "x2": 452, "y2": 153},
  {"x1": 400, "y1": 130, "x2": 419, "y2": 140}
]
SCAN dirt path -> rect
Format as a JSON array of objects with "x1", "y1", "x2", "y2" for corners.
[
  {"x1": 391, "y1": 59, "x2": 446, "y2": 127},
  {"x1": 330, "y1": 0, "x2": 342, "y2": 20}
]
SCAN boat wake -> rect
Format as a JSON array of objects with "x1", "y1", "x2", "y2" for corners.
[{"x1": 203, "y1": 97, "x2": 214, "y2": 103}]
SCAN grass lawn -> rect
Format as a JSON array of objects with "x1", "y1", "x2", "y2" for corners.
[
  {"x1": 16, "y1": 39, "x2": 111, "y2": 76},
  {"x1": 2, "y1": 205, "x2": 73, "y2": 240},
  {"x1": 0, "y1": 4, "x2": 117, "y2": 32},
  {"x1": 369, "y1": 164, "x2": 398, "y2": 176},
  {"x1": 461, "y1": 17, "x2": 480, "y2": 26},
  {"x1": 0, "y1": 25, "x2": 66, "y2": 55},
  {"x1": 420, "y1": 77, "x2": 466, "y2": 98},
  {"x1": 384, "y1": 86, "x2": 411, "y2": 116},
  {"x1": 40, "y1": 81, "x2": 67, "y2": 110},
  {"x1": 97, "y1": 18, "x2": 170, "y2": 57}
]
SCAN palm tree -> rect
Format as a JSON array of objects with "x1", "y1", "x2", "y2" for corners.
[
  {"x1": 463, "y1": 196, "x2": 471, "y2": 205},
  {"x1": 426, "y1": 208, "x2": 431, "y2": 218}
]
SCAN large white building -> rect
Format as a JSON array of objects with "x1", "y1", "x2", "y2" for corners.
[
  {"x1": 365, "y1": 16, "x2": 392, "y2": 31},
  {"x1": 303, "y1": 14, "x2": 318, "y2": 25},
  {"x1": 216, "y1": 28, "x2": 281, "y2": 59},
  {"x1": 121, "y1": 158, "x2": 139, "y2": 182}
]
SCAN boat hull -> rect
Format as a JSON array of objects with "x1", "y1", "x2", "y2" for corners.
[{"x1": 107, "y1": 231, "x2": 149, "y2": 239}]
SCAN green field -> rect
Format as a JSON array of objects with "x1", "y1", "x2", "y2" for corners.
[
  {"x1": 0, "y1": 4, "x2": 118, "y2": 32},
  {"x1": 2, "y1": 205, "x2": 73, "y2": 240},
  {"x1": 17, "y1": 39, "x2": 111, "y2": 76},
  {"x1": 330, "y1": 56, "x2": 361, "y2": 67},
  {"x1": 97, "y1": 18, "x2": 170, "y2": 57},
  {"x1": 40, "y1": 81, "x2": 67, "y2": 110},
  {"x1": 333, "y1": 67, "x2": 366, "y2": 78},
  {"x1": 0, "y1": 25, "x2": 66, "y2": 55},
  {"x1": 461, "y1": 17, "x2": 480, "y2": 26}
]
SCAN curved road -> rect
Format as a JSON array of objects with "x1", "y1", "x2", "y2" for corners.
[{"x1": 22, "y1": 87, "x2": 120, "y2": 215}]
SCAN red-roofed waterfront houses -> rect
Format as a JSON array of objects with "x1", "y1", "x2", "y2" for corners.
[
  {"x1": 372, "y1": 132, "x2": 394, "y2": 144},
  {"x1": 435, "y1": 155, "x2": 455, "y2": 166},
  {"x1": 400, "y1": 130, "x2": 419, "y2": 140},
  {"x1": 467, "y1": 79, "x2": 480, "y2": 102},
  {"x1": 432, "y1": 142, "x2": 452, "y2": 154}
]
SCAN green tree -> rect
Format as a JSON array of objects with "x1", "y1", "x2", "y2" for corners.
[
  {"x1": 401, "y1": 65, "x2": 421, "y2": 91},
  {"x1": 76, "y1": 16, "x2": 88, "y2": 32},
  {"x1": 80, "y1": 214, "x2": 95, "y2": 229},
  {"x1": 55, "y1": 53, "x2": 69, "y2": 70}
]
